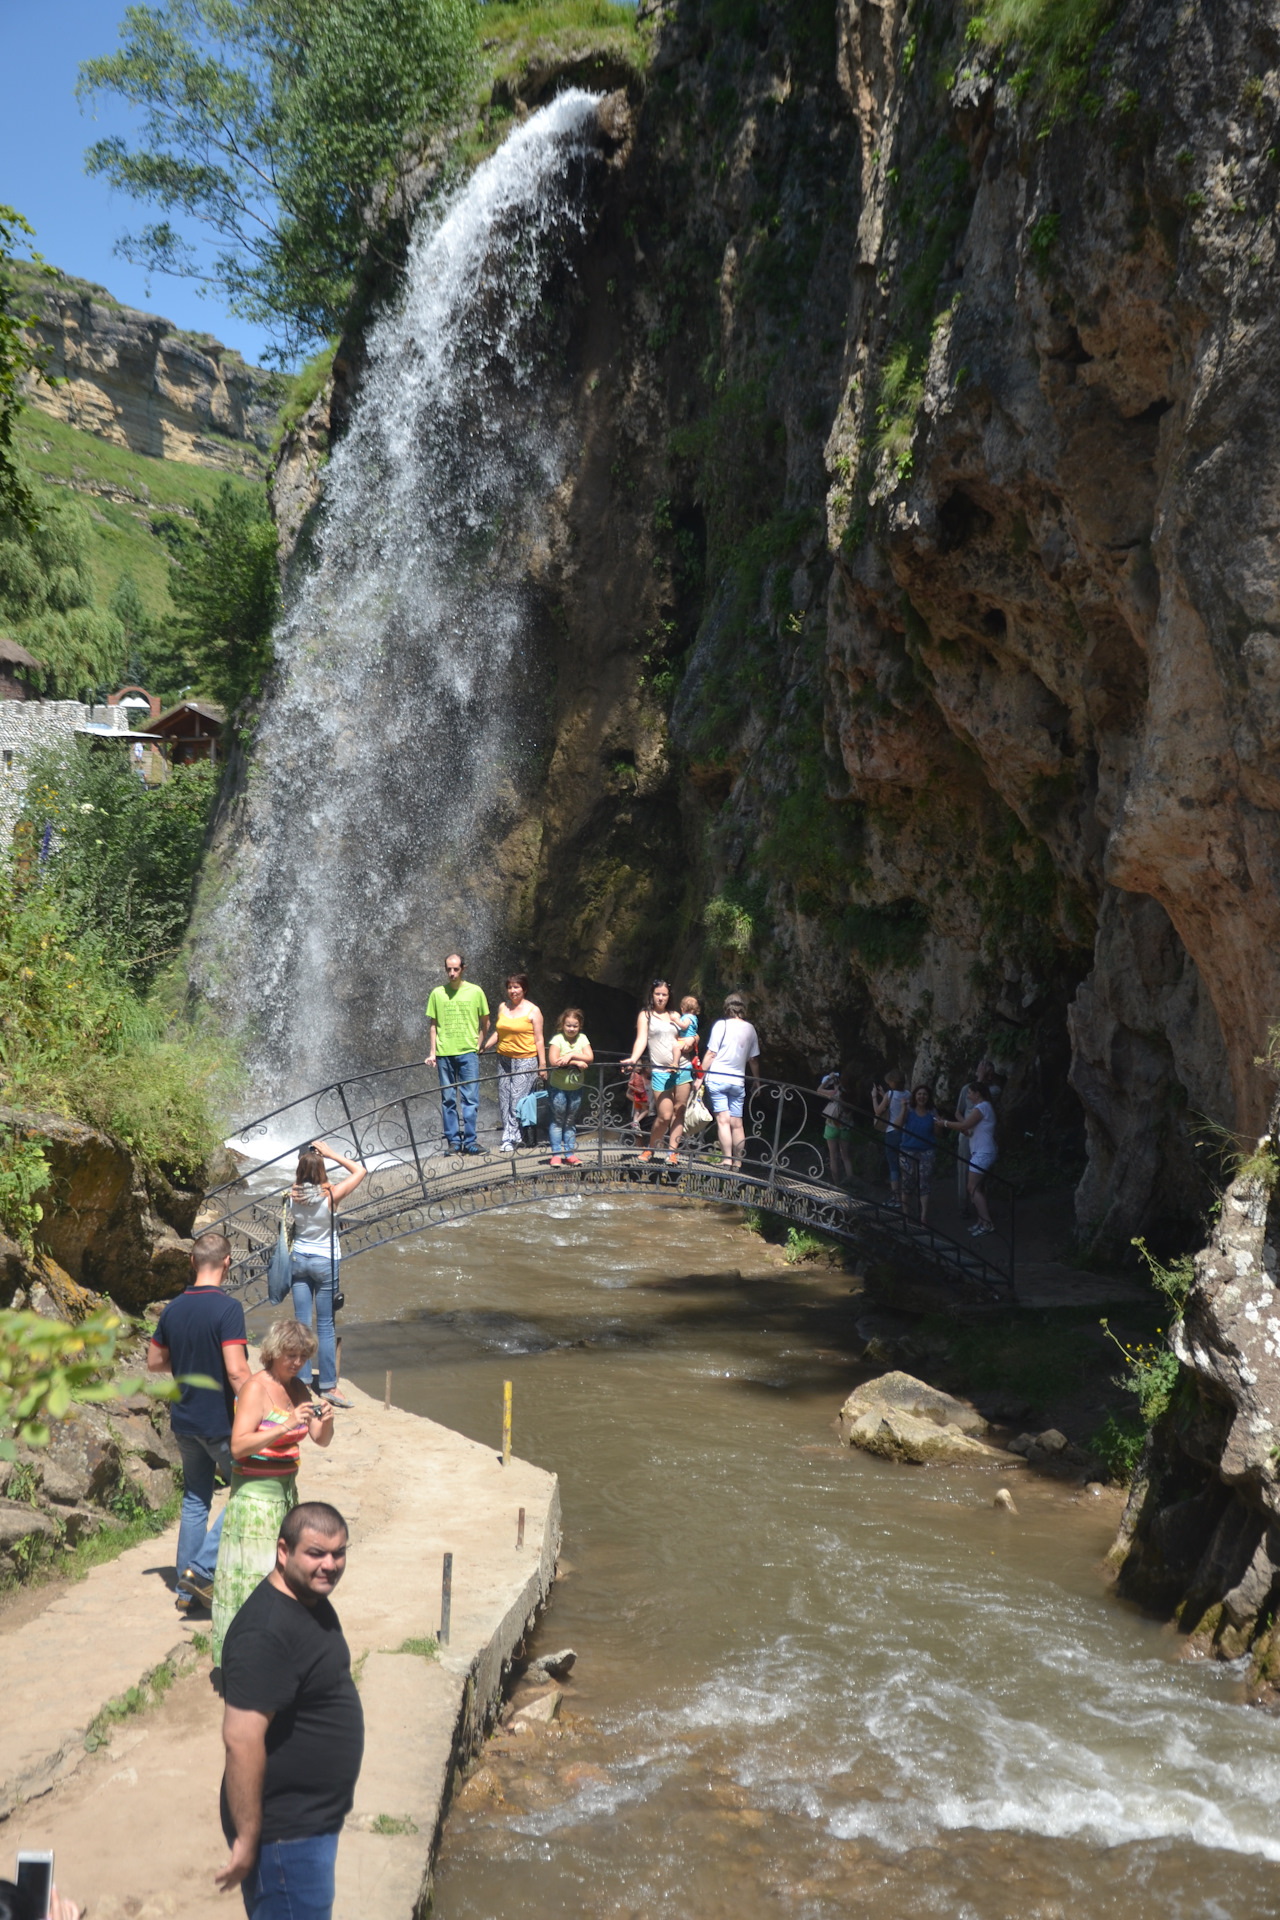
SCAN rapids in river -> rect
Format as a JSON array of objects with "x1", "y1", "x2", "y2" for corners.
[{"x1": 330, "y1": 1196, "x2": 1280, "y2": 1918}]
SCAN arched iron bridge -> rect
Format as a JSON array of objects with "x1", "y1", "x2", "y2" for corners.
[{"x1": 205, "y1": 1060, "x2": 1016, "y2": 1306}]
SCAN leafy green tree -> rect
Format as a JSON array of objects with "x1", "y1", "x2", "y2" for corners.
[
  {"x1": 168, "y1": 480, "x2": 279, "y2": 712},
  {"x1": 110, "y1": 571, "x2": 191, "y2": 704},
  {"x1": 79, "y1": 0, "x2": 478, "y2": 359},
  {"x1": 0, "y1": 205, "x2": 56, "y2": 527},
  {"x1": 0, "y1": 491, "x2": 126, "y2": 697},
  {"x1": 21, "y1": 740, "x2": 218, "y2": 984}
]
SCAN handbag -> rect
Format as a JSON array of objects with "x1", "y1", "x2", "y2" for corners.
[
  {"x1": 267, "y1": 1194, "x2": 293, "y2": 1305},
  {"x1": 684, "y1": 1084, "x2": 712, "y2": 1133}
]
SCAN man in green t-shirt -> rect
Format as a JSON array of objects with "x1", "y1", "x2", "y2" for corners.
[{"x1": 425, "y1": 953, "x2": 491, "y2": 1153}]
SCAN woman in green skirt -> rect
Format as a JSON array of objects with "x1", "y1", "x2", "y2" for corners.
[{"x1": 211, "y1": 1317, "x2": 334, "y2": 1666}]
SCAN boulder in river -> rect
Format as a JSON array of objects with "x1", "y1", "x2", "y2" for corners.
[{"x1": 838, "y1": 1371, "x2": 1007, "y2": 1465}]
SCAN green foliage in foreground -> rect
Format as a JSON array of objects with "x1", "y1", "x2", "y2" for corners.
[
  {"x1": 0, "y1": 1132, "x2": 51, "y2": 1253},
  {"x1": 22, "y1": 741, "x2": 218, "y2": 984},
  {"x1": 0, "y1": 861, "x2": 232, "y2": 1186},
  {"x1": 0, "y1": 1306, "x2": 149, "y2": 1452},
  {"x1": 79, "y1": 0, "x2": 480, "y2": 359},
  {"x1": 1089, "y1": 1412, "x2": 1145, "y2": 1483}
]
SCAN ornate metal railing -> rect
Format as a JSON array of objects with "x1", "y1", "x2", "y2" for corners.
[{"x1": 204, "y1": 1059, "x2": 1017, "y2": 1306}]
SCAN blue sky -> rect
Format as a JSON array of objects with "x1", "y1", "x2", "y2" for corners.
[{"x1": 1, "y1": 0, "x2": 279, "y2": 367}]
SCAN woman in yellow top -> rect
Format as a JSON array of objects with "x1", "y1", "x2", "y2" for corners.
[{"x1": 483, "y1": 971, "x2": 547, "y2": 1152}]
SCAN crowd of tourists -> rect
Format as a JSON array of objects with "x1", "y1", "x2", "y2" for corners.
[{"x1": 424, "y1": 952, "x2": 762, "y2": 1173}]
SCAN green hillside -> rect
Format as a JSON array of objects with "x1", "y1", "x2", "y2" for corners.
[{"x1": 14, "y1": 410, "x2": 266, "y2": 625}]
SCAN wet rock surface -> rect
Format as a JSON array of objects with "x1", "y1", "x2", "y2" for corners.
[{"x1": 1109, "y1": 1144, "x2": 1280, "y2": 1685}]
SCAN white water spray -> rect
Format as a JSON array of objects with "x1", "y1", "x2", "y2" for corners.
[{"x1": 196, "y1": 91, "x2": 604, "y2": 1101}]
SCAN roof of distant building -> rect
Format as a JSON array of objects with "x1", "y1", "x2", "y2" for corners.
[
  {"x1": 152, "y1": 700, "x2": 225, "y2": 731},
  {"x1": 0, "y1": 635, "x2": 46, "y2": 671}
]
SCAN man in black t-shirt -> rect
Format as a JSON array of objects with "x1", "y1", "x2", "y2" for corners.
[
  {"x1": 148, "y1": 1230, "x2": 250, "y2": 1610},
  {"x1": 216, "y1": 1501, "x2": 364, "y2": 1920}
]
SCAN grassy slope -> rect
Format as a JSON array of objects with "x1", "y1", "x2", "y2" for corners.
[{"x1": 14, "y1": 410, "x2": 265, "y2": 622}]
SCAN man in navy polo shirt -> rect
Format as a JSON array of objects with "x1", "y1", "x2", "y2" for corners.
[{"x1": 149, "y1": 1231, "x2": 251, "y2": 1611}]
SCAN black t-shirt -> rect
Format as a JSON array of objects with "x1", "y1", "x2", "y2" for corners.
[
  {"x1": 220, "y1": 1577, "x2": 365, "y2": 1846},
  {"x1": 152, "y1": 1286, "x2": 248, "y2": 1440}
]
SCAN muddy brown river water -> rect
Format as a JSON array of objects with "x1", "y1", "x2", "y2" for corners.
[{"x1": 334, "y1": 1193, "x2": 1280, "y2": 1918}]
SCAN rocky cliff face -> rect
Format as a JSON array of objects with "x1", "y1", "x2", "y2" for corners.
[
  {"x1": 19, "y1": 266, "x2": 278, "y2": 473},
  {"x1": 1108, "y1": 1139, "x2": 1280, "y2": 1689},
  {"x1": 263, "y1": 0, "x2": 1277, "y2": 1254}
]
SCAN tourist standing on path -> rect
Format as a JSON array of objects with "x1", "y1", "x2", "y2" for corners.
[
  {"x1": 547, "y1": 1008, "x2": 593, "y2": 1165},
  {"x1": 953, "y1": 1078, "x2": 999, "y2": 1235},
  {"x1": 148, "y1": 1230, "x2": 251, "y2": 1613},
  {"x1": 425, "y1": 953, "x2": 490, "y2": 1154},
  {"x1": 872, "y1": 1073, "x2": 909, "y2": 1204},
  {"x1": 211, "y1": 1320, "x2": 334, "y2": 1670},
  {"x1": 623, "y1": 979, "x2": 687, "y2": 1165},
  {"x1": 897, "y1": 1085, "x2": 941, "y2": 1225},
  {"x1": 483, "y1": 972, "x2": 546, "y2": 1152},
  {"x1": 701, "y1": 994, "x2": 761, "y2": 1171},
  {"x1": 216, "y1": 1500, "x2": 364, "y2": 1920},
  {"x1": 954, "y1": 1058, "x2": 999, "y2": 1211},
  {"x1": 289, "y1": 1141, "x2": 365, "y2": 1409},
  {"x1": 817, "y1": 1065, "x2": 857, "y2": 1186}
]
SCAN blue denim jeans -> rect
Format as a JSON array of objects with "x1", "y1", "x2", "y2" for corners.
[
  {"x1": 241, "y1": 1831, "x2": 339, "y2": 1920},
  {"x1": 175, "y1": 1430, "x2": 233, "y2": 1587},
  {"x1": 291, "y1": 1252, "x2": 337, "y2": 1391},
  {"x1": 438, "y1": 1051, "x2": 479, "y2": 1150},
  {"x1": 549, "y1": 1087, "x2": 581, "y2": 1156}
]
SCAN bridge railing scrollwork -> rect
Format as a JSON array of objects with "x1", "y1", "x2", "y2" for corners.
[{"x1": 204, "y1": 1059, "x2": 1017, "y2": 1306}]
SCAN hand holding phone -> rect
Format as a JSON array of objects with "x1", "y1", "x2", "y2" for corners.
[{"x1": 17, "y1": 1852, "x2": 53, "y2": 1920}]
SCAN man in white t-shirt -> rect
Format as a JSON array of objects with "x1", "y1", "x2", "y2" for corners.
[{"x1": 700, "y1": 992, "x2": 760, "y2": 1171}]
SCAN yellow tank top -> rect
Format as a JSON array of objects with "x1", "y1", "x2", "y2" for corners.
[{"x1": 496, "y1": 1002, "x2": 537, "y2": 1057}]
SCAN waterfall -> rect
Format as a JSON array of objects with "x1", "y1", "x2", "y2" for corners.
[{"x1": 196, "y1": 90, "x2": 604, "y2": 1104}]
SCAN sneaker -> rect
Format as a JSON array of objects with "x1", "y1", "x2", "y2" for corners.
[
  {"x1": 667, "y1": 1153, "x2": 679, "y2": 1166},
  {"x1": 565, "y1": 1154, "x2": 583, "y2": 1165},
  {"x1": 500, "y1": 1143, "x2": 516, "y2": 1154},
  {"x1": 638, "y1": 1149, "x2": 653, "y2": 1162},
  {"x1": 549, "y1": 1155, "x2": 562, "y2": 1167},
  {"x1": 967, "y1": 1221, "x2": 987, "y2": 1236},
  {"x1": 181, "y1": 1570, "x2": 215, "y2": 1606}
]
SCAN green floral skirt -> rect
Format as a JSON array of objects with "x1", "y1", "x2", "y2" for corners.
[{"x1": 212, "y1": 1473, "x2": 298, "y2": 1665}]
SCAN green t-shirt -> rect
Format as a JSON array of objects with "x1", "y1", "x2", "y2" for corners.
[{"x1": 426, "y1": 980, "x2": 489, "y2": 1056}]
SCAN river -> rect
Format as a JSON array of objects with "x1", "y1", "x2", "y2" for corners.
[{"x1": 335, "y1": 1193, "x2": 1280, "y2": 1918}]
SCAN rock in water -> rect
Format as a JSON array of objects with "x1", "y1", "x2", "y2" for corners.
[
  {"x1": 510, "y1": 1689, "x2": 562, "y2": 1731},
  {"x1": 994, "y1": 1488, "x2": 1018, "y2": 1513},
  {"x1": 838, "y1": 1371, "x2": 1012, "y2": 1465},
  {"x1": 530, "y1": 1648, "x2": 576, "y2": 1680}
]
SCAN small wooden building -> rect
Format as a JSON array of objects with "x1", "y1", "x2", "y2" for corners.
[
  {"x1": 0, "y1": 636, "x2": 46, "y2": 701},
  {"x1": 151, "y1": 700, "x2": 225, "y2": 766}
]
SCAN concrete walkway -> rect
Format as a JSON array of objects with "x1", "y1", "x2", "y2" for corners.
[{"x1": 1, "y1": 1379, "x2": 559, "y2": 1919}]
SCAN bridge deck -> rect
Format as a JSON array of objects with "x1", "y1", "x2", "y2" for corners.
[{"x1": 213, "y1": 1139, "x2": 1013, "y2": 1306}]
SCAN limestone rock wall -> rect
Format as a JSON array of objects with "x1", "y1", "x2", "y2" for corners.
[
  {"x1": 19, "y1": 268, "x2": 278, "y2": 473},
  {"x1": 1107, "y1": 1143, "x2": 1280, "y2": 1688},
  {"x1": 248, "y1": 0, "x2": 1277, "y2": 1253}
]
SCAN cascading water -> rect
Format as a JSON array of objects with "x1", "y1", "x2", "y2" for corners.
[{"x1": 193, "y1": 91, "x2": 605, "y2": 1103}]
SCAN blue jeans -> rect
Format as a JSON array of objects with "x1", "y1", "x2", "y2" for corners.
[
  {"x1": 175, "y1": 1430, "x2": 233, "y2": 1587},
  {"x1": 291, "y1": 1253, "x2": 337, "y2": 1391},
  {"x1": 438, "y1": 1051, "x2": 479, "y2": 1150},
  {"x1": 549, "y1": 1087, "x2": 581, "y2": 1156},
  {"x1": 241, "y1": 1831, "x2": 339, "y2": 1920}
]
